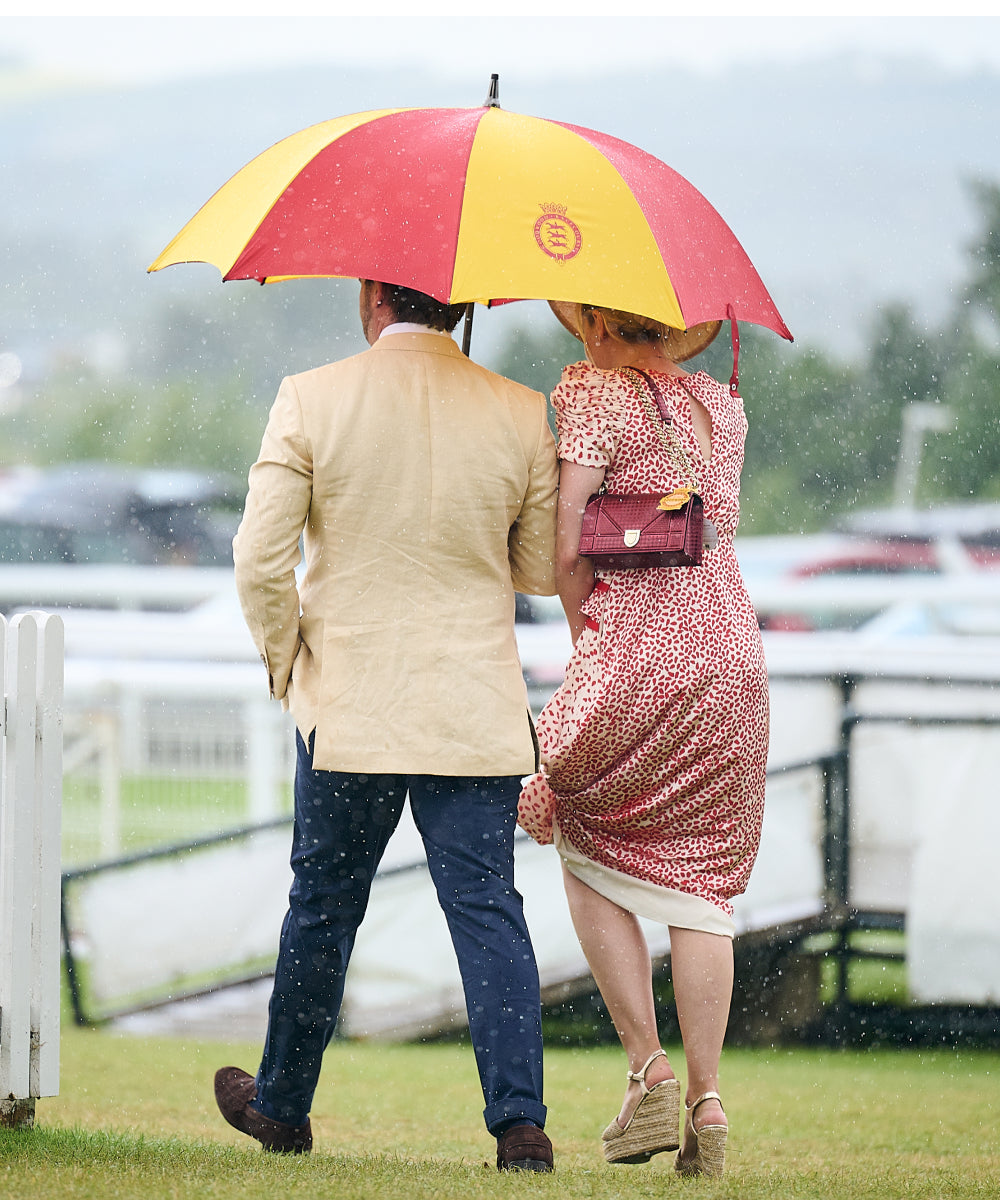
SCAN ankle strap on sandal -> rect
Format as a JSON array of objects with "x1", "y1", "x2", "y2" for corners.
[
  {"x1": 685, "y1": 1090, "x2": 724, "y2": 1116},
  {"x1": 626, "y1": 1049, "x2": 667, "y2": 1085}
]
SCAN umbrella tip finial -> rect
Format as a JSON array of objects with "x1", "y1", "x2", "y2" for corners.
[{"x1": 484, "y1": 73, "x2": 500, "y2": 108}]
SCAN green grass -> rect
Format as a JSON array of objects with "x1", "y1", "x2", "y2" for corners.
[
  {"x1": 802, "y1": 930, "x2": 911, "y2": 1007},
  {"x1": 62, "y1": 775, "x2": 292, "y2": 868},
  {"x1": 41, "y1": 787, "x2": 1000, "y2": 1196},
  {"x1": 2, "y1": 1027, "x2": 999, "y2": 1199}
]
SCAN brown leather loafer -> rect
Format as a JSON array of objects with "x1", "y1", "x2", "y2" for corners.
[
  {"x1": 496, "y1": 1124, "x2": 554, "y2": 1172},
  {"x1": 214, "y1": 1066, "x2": 312, "y2": 1154}
]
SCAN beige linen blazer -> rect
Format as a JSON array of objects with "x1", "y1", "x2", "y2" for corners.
[{"x1": 233, "y1": 331, "x2": 558, "y2": 776}]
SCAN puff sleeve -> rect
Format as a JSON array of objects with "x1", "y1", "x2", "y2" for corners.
[{"x1": 550, "y1": 361, "x2": 626, "y2": 471}]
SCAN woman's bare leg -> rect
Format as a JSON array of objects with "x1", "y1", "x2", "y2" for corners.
[
  {"x1": 562, "y1": 866, "x2": 675, "y2": 1123},
  {"x1": 668, "y1": 925, "x2": 731, "y2": 1155}
]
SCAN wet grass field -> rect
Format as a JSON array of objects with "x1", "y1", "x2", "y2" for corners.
[{"x1": 2, "y1": 1026, "x2": 998, "y2": 1199}]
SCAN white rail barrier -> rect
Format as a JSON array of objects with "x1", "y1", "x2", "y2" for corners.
[
  {"x1": 0, "y1": 613, "x2": 63, "y2": 1126},
  {"x1": 0, "y1": 564, "x2": 232, "y2": 613}
]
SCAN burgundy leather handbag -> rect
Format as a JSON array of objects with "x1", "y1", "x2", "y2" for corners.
[
  {"x1": 579, "y1": 488, "x2": 704, "y2": 569},
  {"x1": 578, "y1": 368, "x2": 704, "y2": 570}
]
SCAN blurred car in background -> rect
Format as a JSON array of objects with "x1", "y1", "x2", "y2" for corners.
[
  {"x1": 742, "y1": 504, "x2": 1000, "y2": 633},
  {"x1": 0, "y1": 463, "x2": 243, "y2": 568},
  {"x1": 836, "y1": 504, "x2": 1000, "y2": 570}
]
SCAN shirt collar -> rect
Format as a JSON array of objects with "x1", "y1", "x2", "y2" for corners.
[{"x1": 378, "y1": 322, "x2": 453, "y2": 341}]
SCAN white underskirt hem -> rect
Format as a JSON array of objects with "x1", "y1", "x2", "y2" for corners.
[{"x1": 554, "y1": 822, "x2": 736, "y2": 938}]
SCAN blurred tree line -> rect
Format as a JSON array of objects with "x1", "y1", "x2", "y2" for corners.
[
  {"x1": 1, "y1": 278, "x2": 360, "y2": 482},
  {"x1": 3, "y1": 183, "x2": 998, "y2": 536}
]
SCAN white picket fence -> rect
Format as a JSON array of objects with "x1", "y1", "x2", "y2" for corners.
[{"x1": 0, "y1": 613, "x2": 63, "y2": 1125}]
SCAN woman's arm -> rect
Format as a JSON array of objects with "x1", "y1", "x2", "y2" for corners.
[{"x1": 555, "y1": 460, "x2": 606, "y2": 643}]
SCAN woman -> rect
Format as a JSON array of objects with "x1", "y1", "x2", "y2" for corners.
[{"x1": 519, "y1": 302, "x2": 768, "y2": 1178}]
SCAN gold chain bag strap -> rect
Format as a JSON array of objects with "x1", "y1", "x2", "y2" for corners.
[{"x1": 578, "y1": 367, "x2": 705, "y2": 569}]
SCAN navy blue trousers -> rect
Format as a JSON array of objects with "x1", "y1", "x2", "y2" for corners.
[{"x1": 252, "y1": 732, "x2": 546, "y2": 1134}]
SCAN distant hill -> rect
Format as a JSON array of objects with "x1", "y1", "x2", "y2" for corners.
[{"x1": 2, "y1": 54, "x2": 997, "y2": 389}]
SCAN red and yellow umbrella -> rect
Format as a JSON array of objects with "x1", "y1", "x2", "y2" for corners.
[{"x1": 150, "y1": 86, "x2": 791, "y2": 374}]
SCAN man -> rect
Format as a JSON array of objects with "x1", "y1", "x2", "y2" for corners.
[{"x1": 214, "y1": 280, "x2": 558, "y2": 1172}]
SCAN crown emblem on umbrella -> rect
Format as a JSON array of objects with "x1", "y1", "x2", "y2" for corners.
[{"x1": 534, "y1": 202, "x2": 582, "y2": 262}]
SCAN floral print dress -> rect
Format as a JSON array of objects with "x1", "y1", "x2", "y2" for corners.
[{"x1": 518, "y1": 362, "x2": 768, "y2": 932}]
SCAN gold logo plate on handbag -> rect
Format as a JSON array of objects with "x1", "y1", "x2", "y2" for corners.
[{"x1": 657, "y1": 486, "x2": 694, "y2": 512}]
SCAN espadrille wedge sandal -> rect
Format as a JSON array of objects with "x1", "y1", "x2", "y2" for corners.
[
  {"x1": 601, "y1": 1049, "x2": 681, "y2": 1164},
  {"x1": 674, "y1": 1091, "x2": 727, "y2": 1178}
]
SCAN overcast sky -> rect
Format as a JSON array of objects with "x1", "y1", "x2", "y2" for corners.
[{"x1": 4, "y1": 13, "x2": 1000, "y2": 86}]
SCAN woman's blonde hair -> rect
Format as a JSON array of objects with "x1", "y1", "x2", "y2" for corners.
[
  {"x1": 584, "y1": 305, "x2": 666, "y2": 345},
  {"x1": 548, "y1": 299, "x2": 722, "y2": 363}
]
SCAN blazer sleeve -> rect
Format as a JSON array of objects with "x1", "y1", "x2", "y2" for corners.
[
  {"x1": 232, "y1": 376, "x2": 312, "y2": 700},
  {"x1": 508, "y1": 396, "x2": 558, "y2": 596}
]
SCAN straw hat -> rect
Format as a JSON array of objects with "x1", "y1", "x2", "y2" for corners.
[{"x1": 549, "y1": 300, "x2": 722, "y2": 363}]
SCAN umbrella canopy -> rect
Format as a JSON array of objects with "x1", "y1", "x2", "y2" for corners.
[{"x1": 150, "y1": 89, "x2": 791, "y2": 359}]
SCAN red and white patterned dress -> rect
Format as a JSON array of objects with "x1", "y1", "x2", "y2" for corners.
[{"x1": 518, "y1": 362, "x2": 768, "y2": 935}]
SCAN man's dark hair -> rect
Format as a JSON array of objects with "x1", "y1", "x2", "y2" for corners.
[{"x1": 382, "y1": 283, "x2": 466, "y2": 332}]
